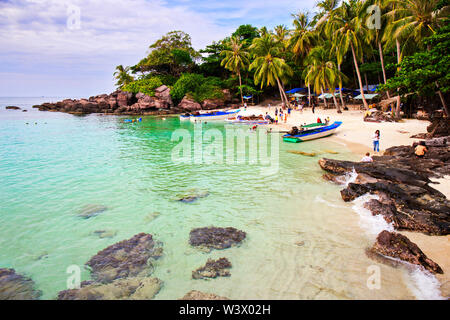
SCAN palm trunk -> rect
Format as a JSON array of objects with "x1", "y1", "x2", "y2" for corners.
[
  {"x1": 436, "y1": 84, "x2": 449, "y2": 117},
  {"x1": 308, "y1": 84, "x2": 311, "y2": 107},
  {"x1": 362, "y1": 55, "x2": 369, "y2": 91},
  {"x1": 238, "y1": 71, "x2": 244, "y2": 105},
  {"x1": 276, "y1": 77, "x2": 286, "y2": 105},
  {"x1": 350, "y1": 43, "x2": 369, "y2": 109},
  {"x1": 332, "y1": 92, "x2": 341, "y2": 113},
  {"x1": 321, "y1": 88, "x2": 328, "y2": 108},
  {"x1": 395, "y1": 39, "x2": 402, "y2": 119},
  {"x1": 378, "y1": 41, "x2": 390, "y2": 99},
  {"x1": 280, "y1": 80, "x2": 290, "y2": 106},
  {"x1": 337, "y1": 63, "x2": 346, "y2": 109}
]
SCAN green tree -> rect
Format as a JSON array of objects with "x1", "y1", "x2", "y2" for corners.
[
  {"x1": 249, "y1": 34, "x2": 293, "y2": 105},
  {"x1": 303, "y1": 46, "x2": 348, "y2": 112},
  {"x1": 379, "y1": 24, "x2": 450, "y2": 116},
  {"x1": 220, "y1": 36, "x2": 250, "y2": 104},
  {"x1": 327, "y1": 0, "x2": 370, "y2": 109},
  {"x1": 113, "y1": 65, "x2": 134, "y2": 89}
]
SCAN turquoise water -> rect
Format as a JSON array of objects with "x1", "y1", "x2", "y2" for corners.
[{"x1": 0, "y1": 98, "x2": 421, "y2": 300}]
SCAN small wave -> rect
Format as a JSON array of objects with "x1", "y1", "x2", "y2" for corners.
[
  {"x1": 314, "y1": 195, "x2": 347, "y2": 209},
  {"x1": 340, "y1": 168, "x2": 358, "y2": 186},
  {"x1": 405, "y1": 266, "x2": 445, "y2": 300},
  {"x1": 351, "y1": 194, "x2": 394, "y2": 237}
]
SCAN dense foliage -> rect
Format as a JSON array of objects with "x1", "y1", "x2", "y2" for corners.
[{"x1": 114, "y1": 0, "x2": 449, "y2": 113}]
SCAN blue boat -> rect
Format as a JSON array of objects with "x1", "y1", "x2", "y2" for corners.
[
  {"x1": 180, "y1": 109, "x2": 240, "y2": 121},
  {"x1": 283, "y1": 121, "x2": 342, "y2": 143}
]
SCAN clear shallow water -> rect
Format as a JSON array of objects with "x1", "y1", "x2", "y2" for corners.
[{"x1": 0, "y1": 98, "x2": 438, "y2": 299}]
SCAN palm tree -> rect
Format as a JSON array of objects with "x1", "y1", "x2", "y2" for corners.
[
  {"x1": 113, "y1": 65, "x2": 134, "y2": 89},
  {"x1": 249, "y1": 34, "x2": 293, "y2": 106},
  {"x1": 288, "y1": 12, "x2": 316, "y2": 106},
  {"x1": 303, "y1": 46, "x2": 348, "y2": 112},
  {"x1": 220, "y1": 36, "x2": 250, "y2": 105},
  {"x1": 384, "y1": 0, "x2": 449, "y2": 116},
  {"x1": 327, "y1": 0, "x2": 370, "y2": 109}
]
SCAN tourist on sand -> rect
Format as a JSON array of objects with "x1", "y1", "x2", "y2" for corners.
[
  {"x1": 317, "y1": 117, "x2": 322, "y2": 123},
  {"x1": 275, "y1": 108, "x2": 278, "y2": 116},
  {"x1": 284, "y1": 113, "x2": 287, "y2": 123},
  {"x1": 361, "y1": 153, "x2": 373, "y2": 162},
  {"x1": 415, "y1": 141, "x2": 428, "y2": 158},
  {"x1": 299, "y1": 103, "x2": 303, "y2": 113},
  {"x1": 275, "y1": 115, "x2": 278, "y2": 124},
  {"x1": 288, "y1": 107, "x2": 291, "y2": 116},
  {"x1": 373, "y1": 130, "x2": 380, "y2": 153}
]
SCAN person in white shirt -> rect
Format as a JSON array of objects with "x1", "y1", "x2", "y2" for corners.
[
  {"x1": 361, "y1": 152, "x2": 373, "y2": 162},
  {"x1": 372, "y1": 130, "x2": 380, "y2": 152}
]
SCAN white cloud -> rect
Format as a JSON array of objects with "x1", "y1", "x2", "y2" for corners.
[{"x1": 0, "y1": 0, "x2": 317, "y2": 96}]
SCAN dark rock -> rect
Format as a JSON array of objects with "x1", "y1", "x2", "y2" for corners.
[
  {"x1": 5, "y1": 106, "x2": 20, "y2": 110},
  {"x1": 57, "y1": 276, "x2": 162, "y2": 300},
  {"x1": 179, "y1": 290, "x2": 229, "y2": 300},
  {"x1": 176, "y1": 190, "x2": 210, "y2": 203},
  {"x1": 0, "y1": 268, "x2": 42, "y2": 300},
  {"x1": 192, "y1": 258, "x2": 232, "y2": 280},
  {"x1": 189, "y1": 227, "x2": 246, "y2": 250},
  {"x1": 178, "y1": 96, "x2": 201, "y2": 111},
  {"x1": 368, "y1": 231, "x2": 443, "y2": 274},
  {"x1": 85, "y1": 233, "x2": 162, "y2": 283},
  {"x1": 78, "y1": 204, "x2": 108, "y2": 219}
]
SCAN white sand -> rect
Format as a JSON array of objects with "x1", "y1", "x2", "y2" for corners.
[{"x1": 245, "y1": 104, "x2": 429, "y2": 155}]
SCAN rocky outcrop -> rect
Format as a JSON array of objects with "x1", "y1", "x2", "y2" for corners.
[
  {"x1": 318, "y1": 138, "x2": 450, "y2": 235},
  {"x1": 57, "y1": 276, "x2": 162, "y2": 300},
  {"x1": 178, "y1": 96, "x2": 201, "y2": 111},
  {"x1": 179, "y1": 290, "x2": 229, "y2": 300},
  {"x1": 0, "y1": 268, "x2": 42, "y2": 300},
  {"x1": 364, "y1": 110, "x2": 395, "y2": 123},
  {"x1": 192, "y1": 258, "x2": 232, "y2": 280},
  {"x1": 5, "y1": 106, "x2": 20, "y2": 110},
  {"x1": 189, "y1": 227, "x2": 246, "y2": 251},
  {"x1": 367, "y1": 231, "x2": 443, "y2": 274},
  {"x1": 33, "y1": 86, "x2": 176, "y2": 115},
  {"x1": 85, "y1": 233, "x2": 163, "y2": 283}
]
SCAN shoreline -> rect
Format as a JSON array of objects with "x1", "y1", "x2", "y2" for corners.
[{"x1": 242, "y1": 104, "x2": 449, "y2": 299}]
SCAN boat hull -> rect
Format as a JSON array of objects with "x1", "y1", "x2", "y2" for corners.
[
  {"x1": 185, "y1": 109, "x2": 240, "y2": 121},
  {"x1": 283, "y1": 121, "x2": 342, "y2": 143}
]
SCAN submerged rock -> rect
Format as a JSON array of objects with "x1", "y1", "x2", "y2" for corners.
[
  {"x1": 189, "y1": 227, "x2": 246, "y2": 250},
  {"x1": 85, "y1": 233, "x2": 163, "y2": 283},
  {"x1": 91, "y1": 230, "x2": 117, "y2": 239},
  {"x1": 368, "y1": 231, "x2": 443, "y2": 274},
  {"x1": 192, "y1": 258, "x2": 232, "y2": 280},
  {"x1": 176, "y1": 190, "x2": 210, "y2": 203},
  {"x1": 78, "y1": 204, "x2": 108, "y2": 219},
  {"x1": 5, "y1": 106, "x2": 20, "y2": 110},
  {"x1": 0, "y1": 268, "x2": 42, "y2": 300},
  {"x1": 57, "y1": 276, "x2": 162, "y2": 300},
  {"x1": 179, "y1": 290, "x2": 229, "y2": 300}
]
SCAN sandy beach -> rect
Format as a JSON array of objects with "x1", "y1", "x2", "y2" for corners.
[{"x1": 245, "y1": 104, "x2": 450, "y2": 298}]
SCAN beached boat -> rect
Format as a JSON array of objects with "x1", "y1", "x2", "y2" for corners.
[
  {"x1": 225, "y1": 116, "x2": 270, "y2": 125},
  {"x1": 283, "y1": 121, "x2": 342, "y2": 143},
  {"x1": 180, "y1": 109, "x2": 240, "y2": 121}
]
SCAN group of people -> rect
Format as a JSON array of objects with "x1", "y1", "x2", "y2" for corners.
[{"x1": 361, "y1": 129, "x2": 428, "y2": 162}]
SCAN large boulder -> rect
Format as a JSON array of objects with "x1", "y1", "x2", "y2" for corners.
[
  {"x1": 57, "y1": 276, "x2": 162, "y2": 300},
  {"x1": 202, "y1": 99, "x2": 225, "y2": 110},
  {"x1": 154, "y1": 85, "x2": 173, "y2": 109},
  {"x1": 178, "y1": 96, "x2": 201, "y2": 111},
  {"x1": 117, "y1": 91, "x2": 133, "y2": 108},
  {"x1": 85, "y1": 233, "x2": 163, "y2": 283},
  {"x1": 0, "y1": 268, "x2": 42, "y2": 300},
  {"x1": 368, "y1": 231, "x2": 443, "y2": 274},
  {"x1": 189, "y1": 227, "x2": 246, "y2": 251}
]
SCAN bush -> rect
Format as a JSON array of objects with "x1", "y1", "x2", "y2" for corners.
[{"x1": 122, "y1": 77, "x2": 163, "y2": 96}]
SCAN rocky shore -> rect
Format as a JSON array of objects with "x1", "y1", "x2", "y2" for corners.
[
  {"x1": 319, "y1": 136, "x2": 449, "y2": 276},
  {"x1": 32, "y1": 86, "x2": 237, "y2": 115}
]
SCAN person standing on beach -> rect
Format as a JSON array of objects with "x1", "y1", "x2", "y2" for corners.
[
  {"x1": 373, "y1": 130, "x2": 380, "y2": 153},
  {"x1": 284, "y1": 113, "x2": 287, "y2": 123},
  {"x1": 275, "y1": 107, "x2": 278, "y2": 117}
]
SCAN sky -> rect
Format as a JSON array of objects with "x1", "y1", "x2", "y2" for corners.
[{"x1": 0, "y1": 0, "x2": 318, "y2": 97}]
